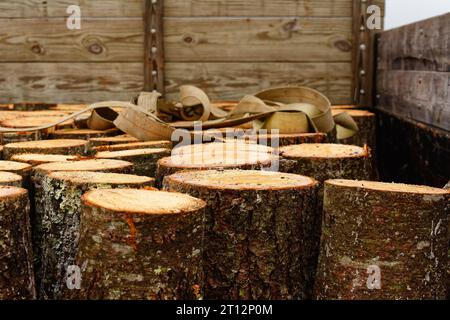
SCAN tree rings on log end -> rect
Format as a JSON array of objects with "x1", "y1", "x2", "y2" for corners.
[
  {"x1": 0, "y1": 160, "x2": 32, "y2": 176},
  {"x1": 95, "y1": 148, "x2": 171, "y2": 177},
  {"x1": 93, "y1": 140, "x2": 172, "y2": 152},
  {"x1": 0, "y1": 186, "x2": 35, "y2": 300},
  {"x1": 48, "y1": 171, "x2": 154, "y2": 188},
  {"x1": 11, "y1": 153, "x2": 79, "y2": 166},
  {"x1": 281, "y1": 143, "x2": 368, "y2": 159},
  {"x1": 3, "y1": 139, "x2": 88, "y2": 159},
  {"x1": 34, "y1": 159, "x2": 133, "y2": 175},
  {"x1": 49, "y1": 128, "x2": 120, "y2": 140},
  {"x1": 72, "y1": 189, "x2": 206, "y2": 299},
  {"x1": 0, "y1": 171, "x2": 23, "y2": 187},
  {"x1": 163, "y1": 169, "x2": 319, "y2": 299},
  {"x1": 315, "y1": 179, "x2": 449, "y2": 300}
]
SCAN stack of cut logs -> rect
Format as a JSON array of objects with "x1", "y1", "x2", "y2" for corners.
[{"x1": 0, "y1": 104, "x2": 448, "y2": 300}]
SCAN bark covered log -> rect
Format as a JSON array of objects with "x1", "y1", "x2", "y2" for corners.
[
  {"x1": 31, "y1": 158, "x2": 134, "y2": 293},
  {"x1": 69, "y1": 189, "x2": 206, "y2": 300},
  {"x1": 0, "y1": 160, "x2": 32, "y2": 187},
  {"x1": 164, "y1": 169, "x2": 319, "y2": 299},
  {"x1": 0, "y1": 171, "x2": 23, "y2": 187},
  {"x1": 315, "y1": 179, "x2": 450, "y2": 300},
  {"x1": 246, "y1": 132, "x2": 328, "y2": 147},
  {"x1": 3, "y1": 139, "x2": 88, "y2": 159},
  {"x1": 36, "y1": 171, "x2": 154, "y2": 300},
  {"x1": 156, "y1": 150, "x2": 279, "y2": 188},
  {"x1": 332, "y1": 109, "x2": 376, "y2": 148},
  {"x1": 95, "y1": 148, "x2": 171, "y2": 177},
  {"x1": 0, "y1": 186, "x2": 35, "y2": 299}
]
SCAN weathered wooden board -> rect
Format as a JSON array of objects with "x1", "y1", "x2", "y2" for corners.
[
  {"x1": 0, "y1": 62, "x2": 144, "y2": 103},
  {"x1": 0, "y1": 18, "x2": 144, "y2": 62},
  {"x1": 164, "y1": 17, "x2": 352, "y2": 62},
  {"x1": 376, "y1": 13, "x2": 450, "y2": 131},
  {"x1": 0, "y1": 0, "x2": 384, "y2": 18},
  {"x1": 0, "y1": 62, "x2": 350, "y2": 104},
  {"x1": 378, "y1": 13, "x2": 449, "y2": 73},
  {"x1": 377, "y1": 70, "x2": 450, "y2": 131},
  {"x1": 0, "y1": 17, "x2": 351, "y2": 63},
  {"x1": 165, "y1": 62, "x2": 352, "y2": 104}
]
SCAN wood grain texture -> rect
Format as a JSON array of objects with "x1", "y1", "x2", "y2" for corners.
[
  {"x1": 0, "y1": 62, "x2": 144, "y2": 103},
  {"x1": 0, "y1": 17, "x2": 351, "y2": 62},
  {"x1": 165, "y1": 62, "x2": 352, "y2": 104},
  {"x1": 164, "y1": 17, "x2": 352, "y2": 62},
  {"x1": 377, "y1": 70, "x2": 449, "y2": 132},
  {"x1": 0, "y1": 0, "x2": 384, "y2": 18},
  {"x1": 377, "y1": 13, "x2": 449, "y2": 73}
]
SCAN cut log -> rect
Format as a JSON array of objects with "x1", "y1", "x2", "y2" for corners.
[
  {"x1": 95, "y1": 148, "x2": 171, "y2": 177},
  {"x1": 0, "y1": 115, "x2": 74, "y2": 129},
  {"x1": 3, "y1": 139, "x2": 88, "y2": 159},
  {"x1": 315, "y1": 179, "x2": 450, "y2": 300},
  {"x1": 69, "y1": 189, "x2": 206, "y2": 300},
  {"x1": 11, "y1": 153, "x2": 79, "y2": 166},
  {"x1": 93, "y1": 140, "x2": 172, "y2": 152},
  {"x1": 0, "y1": 186, "x2": 35, "y2": 300},
  {"x1": 172, "y1": 141, "x2": 274, "y2": 156},
  {"x1": 48, "y1": 128, "x2": 120, "y2": 140},
  {"x1": 88, "y1": 134, "x2": 139, "y2": 147},
  {"x1": 156, "y1": 150, "x2": 279, "y2": 188},
  {"x1": 31, "y1": 158, "x2": 134, "y2": 288},
  {"x1": 13, "y1": 103, "x2": 56, "y2": 111},
  {"x1": 280, "y1": 143, "x2": 374, "y2": 183},
  {"x1": 36, "y1": 171, "x2": 154, "y2": 300},
  {"x1": 163, "y1": 169, "x2": 319, "y2": 299},
  {"x1": 332, "y1": 109, "x2": 376, "y2": 147},
  {"x1": 0, "y1": 160, "x2": 32, "y2": 185},
  {"x1": 0, "y1": 132, "x2": 39, "y2": 144},
  {"x1": 0, "y1": 171, "x2": 23, "y2": 187},
  {"x1": 245, "y1": 132, "x2": 328, "y2": 147}
]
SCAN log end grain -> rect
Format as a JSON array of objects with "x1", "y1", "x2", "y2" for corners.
[
  {"x1": 95, "y1": 148, "x2": 171, "y2": 160},
  {"x1": 93, "y1": 140, "x2": 172, "y2": 152},
  {"x1": 281, "y1": 143, "x2": 369, "y2": 159},
  {"x1": 34, "y1": 159, "x2": 133, "y2": 175},
  {"x1": 0, "y1": 171, "x2": 23, "y2": 187},
  {"x1": 3, "y1": 139, "x2": 88, "y2": 159},
  {"x1": 11, "y1": 153, "x2": 79, "y2": 166},
  {"x1": 83, "y1": 188, "x2": 205, "y2": 215},
  {"x1": 49, "y1": 128, "x2": 120, "y2": 140},
  {"x1": 0, "y1": 160, "x2": 32, "y2": 175},
  {"x1": 48, "y1": 171, "x2": 154, "y2": 188},
  {"x1": 89, "y1": 134, "x2": 139, "y2": 147}
]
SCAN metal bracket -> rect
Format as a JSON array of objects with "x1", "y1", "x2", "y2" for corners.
[{"x1": 144, "y1": 0, "x2": 165, "y2": 94}]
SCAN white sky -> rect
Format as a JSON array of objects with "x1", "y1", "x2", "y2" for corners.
[{"x1": 384, "y1": 0, "x2": 450, "y2": 30}]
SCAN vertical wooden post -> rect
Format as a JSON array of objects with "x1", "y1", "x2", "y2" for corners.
[
  {"x1": 352, "y1": 0, "x2": 382, "y2": 107},
  {"x1": 144, "y1": 0, "x2": 165, "y2": 94}
]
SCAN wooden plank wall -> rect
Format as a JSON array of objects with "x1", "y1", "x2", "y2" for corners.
[
  {"x1": 376, "y1": 12, "x2": 449, "y2": 131},
  {"x1": 0, "y1": 0, "x2": 384, "y2": 104}
]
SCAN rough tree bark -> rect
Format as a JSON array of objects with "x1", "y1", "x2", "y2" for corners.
[
  {"x1": 164, "y1": 169, "x2": 319, "y2": 299},
  {"x1": 3, "y1": 139, "x2": 88, "y2": 159},
  {"x1": 95, "y1": 148, "x2": 171, "y2": 177},
  {"x1": 31, "y1": 158, "x2": 134, "y2": 294},
  {"x1": 0, "y1": 186, "x2": 35, "y2": 300},
  {"x1": 0, "y1": 171, "x2": 23, "y2": 187},
  {"x1": 37, "y1": 171, "x2": 154, "y2": 300},
  {"x1": 68, "y1": 189, "x2": 206, "y2": 300},
  {"x1": 315, "y1": 179, "x2": 450, "y2": 300}
]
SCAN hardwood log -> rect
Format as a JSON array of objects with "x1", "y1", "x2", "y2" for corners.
[
  {"x1": 95, "y1": 148, "x2": 171, "y2": 177},
  {"x1": 332, "y1": 109, "x2": 376, "y2": 147},
  {"x1": 11, "y1": 153, "x2": 79, "y2": 166},
  {"x1": 37, "y1": 171, "x2": 154, "y2": 300},
  {"x1": 0, "y1": 186, "x2": 35, "y2": 299},
  {"x1": 164, "y1": 169, "x2": 319, "y2": 299},
  {"x1": 0, "y1": 171, "x2": 23, "y2": 187},
  {"x1": 48, "y1": 128, "x2": 120, "y2": 140},
  {"x1": 93, "y1": 140, "x2": 172, "y2": 152},
  {"x1": 88, "y1": 134, "x2": 139, "y2": 147},
  {"x1": 3, "y1": 139, "x2": 88, "y2": 159},
  {"x1": 70, "y1": 189, "x2": 206, "y2": 300},
  {"x1": 315, "y1": 179, "x2": 450, "y2": 300},
  {"x1": 156, "y1": 150, "x2": 279, "y2": 188}
]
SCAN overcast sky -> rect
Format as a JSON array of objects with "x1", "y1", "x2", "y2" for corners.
[{"x1": 384, "y1": 0, "x2": 450, "y2": 29}]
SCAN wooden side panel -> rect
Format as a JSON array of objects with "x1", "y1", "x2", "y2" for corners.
[
  {"x1": 376, "y1": 13, "x2": 450, "y2": 131},
  {"x1": 165, "y1": 62, "x2": 352, "y2": 104},
  {"x1": 0, "y1": 0, "x2": 384, "y2": 18},
  {"x1": 0, "y1": 63, "x2": 144, "y2": 103}
]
